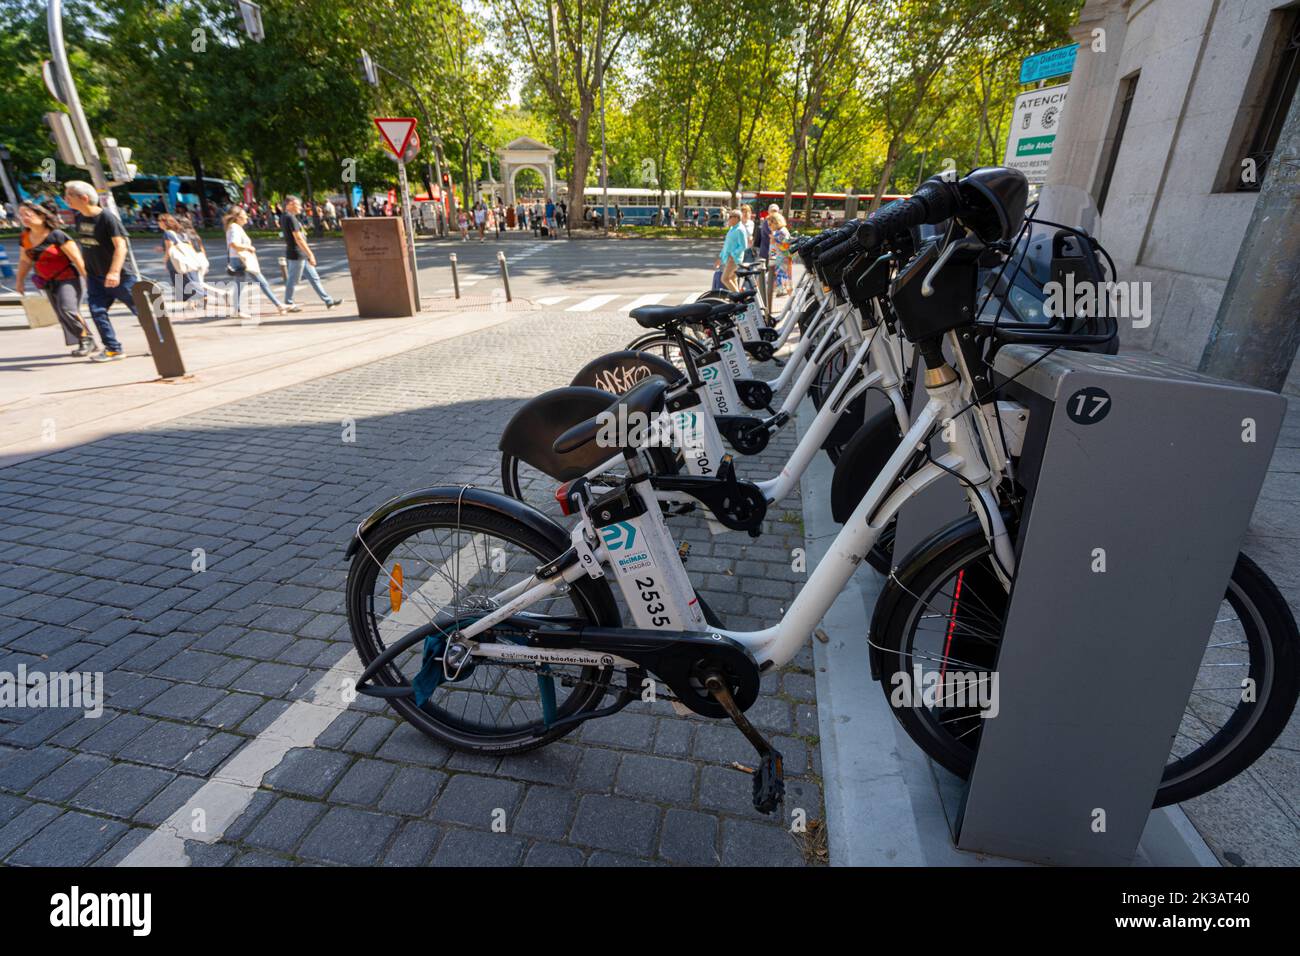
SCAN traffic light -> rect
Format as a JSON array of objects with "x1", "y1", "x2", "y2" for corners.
[
  {"x1": 102, "y1": 138, "x2": 137, "y2": 184},
  {"x1": 45, "y1": 111, "x2": 86, "y2": 167}
]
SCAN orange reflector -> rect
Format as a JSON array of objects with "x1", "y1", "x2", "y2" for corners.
[
  {"x1": 389, "y1": 564, "x2": 403, "y2": 611},
  {"x1": 555, "y1": 481, "x2": 575, "y2": 516}
]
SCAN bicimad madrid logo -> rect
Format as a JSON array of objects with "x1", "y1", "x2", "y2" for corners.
[{"x1": 600, "y1": 521, "x2": 638, "y2": 551}]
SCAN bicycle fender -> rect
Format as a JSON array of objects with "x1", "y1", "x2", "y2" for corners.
[
  {"x1": 499, "y1": 386, "x2": 618, "y2": 482},
  {"x1": 345, "y1": 485, "x2": 571, "y2": 561},
  {"x1": 830, "y1": 409, "x2": 903, "y2": 524},
  {"x1": 572, "y1": 349, "x2": 681, "y2": 394}
]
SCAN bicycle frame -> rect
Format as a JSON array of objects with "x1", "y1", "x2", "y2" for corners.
[
  {"x1": 457, "y1": 329, "x2": 1017, "y2": 674},
  {"x1": 564, "y1": 293, "x2": 911, "y2": 510}
]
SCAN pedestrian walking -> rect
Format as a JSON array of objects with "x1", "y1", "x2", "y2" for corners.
[
  {"x1": 15, "y1": 199, "x2": 96, "y2": 357},
  {"x1": 474, "y1": 202, "x2": 486, "y2": 241},
  {"x1": 158, "y1": 212, "x2": 205, "y2": 309},
  {"x1": 715, "y1": 209, "x2": 746, "y2": 292},
  {"x1": 63, "y1": 180, "x2": 130, "y2": 362},
  {"x1": 545, "y1": 197, "x2": 556, "y2": 238},
  {"x1": 769, "y1": 211, "x2": 794, "y2": 295},
  {"x1": 181, "y1": 214, "x2": 230, "y2": 307},
  {"x1": 457, "y1": 209, "x2": 469, "y2": 241},
  {"x1": 739, "y1": 205, "x2": 756, "y2": 261},
  {"x1": 224, "y1": 206, "x2": 287, "y2": 319},
  {"x1": 281, "y1": 195, "x2": 344, "y2": 312}
]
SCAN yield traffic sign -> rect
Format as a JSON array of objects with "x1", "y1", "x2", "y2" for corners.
[{"x1": 374, "y1": 117, "x2": 417, "y2": 160}]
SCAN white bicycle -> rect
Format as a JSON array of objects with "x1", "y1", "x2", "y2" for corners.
[{"x1": 345, "y1": 169, "x2": 1300, "y2": 814}]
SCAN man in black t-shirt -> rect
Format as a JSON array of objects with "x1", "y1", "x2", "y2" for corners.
[
  {"x1": 280, "y1": 195, "x2": 342, "y2": 312},
  {"x1": 63, "y1": 180, "x2": 130, "y2": 361}
]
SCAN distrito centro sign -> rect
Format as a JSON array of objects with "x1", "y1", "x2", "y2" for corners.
[{"x1": 1003, "y1": 83, "x2": 1069, "y2": 184}]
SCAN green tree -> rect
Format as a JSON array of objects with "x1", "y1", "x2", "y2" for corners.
[{"x1": 497, "y1": 0, "x2": 646, "y2": 211}]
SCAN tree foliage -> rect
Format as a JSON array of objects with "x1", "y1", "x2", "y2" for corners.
[{"x1": 1, "y1": 0, "x2": 1083, "y2": 221}]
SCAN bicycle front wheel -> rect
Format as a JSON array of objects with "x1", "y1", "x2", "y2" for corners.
[
  {"x1": 346, "y1": 502, "x2": 621, "y2": 755},
  {"x1": 873, "y1": 528, "x2": 1300, "y2": 807}
]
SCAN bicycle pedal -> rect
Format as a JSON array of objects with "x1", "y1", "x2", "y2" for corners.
[{"x1": 752, "y1": 749, "x2": 785, "y2": 814}]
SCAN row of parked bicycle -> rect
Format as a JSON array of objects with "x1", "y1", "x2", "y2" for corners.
[{"x1": 341, "y1": 167, "x2": 1298, "y2": 815}]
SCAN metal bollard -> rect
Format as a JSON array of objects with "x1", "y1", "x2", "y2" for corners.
[
  {"x1": 765, "y1": 264, "x2": 776, "y2": 323},
  {"x1": 497, "y1": 251, "x2": 512, "y2": 302},
  {"x1": 449, "y1": 253, "x2": 460, "y2": 299}
]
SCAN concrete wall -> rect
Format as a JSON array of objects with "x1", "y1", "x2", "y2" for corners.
[{"x1": 1044, "y1": 0, "x2": 1300, "y2": 393}]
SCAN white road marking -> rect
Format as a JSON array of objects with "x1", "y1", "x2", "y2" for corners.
[
  {"x1": 537, "y1": 296, "x2": 568, "y2": 306},
  {"x1": 117, "y1": 651, "x2": 362, "y2": 866},
  {"x1": 566, "y1": 294, "x2": 620, "y2": 312},
  {"x1": 681, "y1": 291, "x2": 702, "y2": 304},
  {"x1": 119, "y1": 536, "x2": 486, "y2": 866},
  {"x1": 619, "y1": 293, "x2": 667, "y2": 312}
]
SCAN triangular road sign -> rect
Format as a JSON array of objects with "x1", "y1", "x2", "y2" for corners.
[{"x1": 374, "y1": 117, "x2": 417, "y2": 160}]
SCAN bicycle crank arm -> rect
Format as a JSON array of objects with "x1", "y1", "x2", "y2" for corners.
[
  {"x1": 706, "y1": 672, "x2": 785, "y2": 814},
  {"x1": 735, "y1": 378, "x2": 774, "y2": 411},
  {"x1": 650, "y1": 459, "x2": 767, "y2": 535},
  {"x1": 715, "y1": 411, "x2": 788, "y2": 456}
]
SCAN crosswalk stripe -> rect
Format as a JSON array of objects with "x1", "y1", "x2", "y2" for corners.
[
  {"x1": 566, "y1": 293, "x2": 620, "y2": 312},
  {"x1": 681, "y1": 291, "x2": 702, "y2": 304},
  {"x1": 537, "y1": 295, "x2": 568, "y2": 305},
  {"x1": 619, "y1": 293, "x2": 667, "y2": 312}
]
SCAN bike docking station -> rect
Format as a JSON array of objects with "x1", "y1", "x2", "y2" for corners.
[
  {"x1": 801, "y1": 343, "x2": 1286, "y2": 867},
  {"x1": 885, "y1": 345, "x2": 1284, "y2": 866}
]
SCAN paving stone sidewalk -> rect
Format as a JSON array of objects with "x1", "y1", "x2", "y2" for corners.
[{"x1": 0, "y1": 310, "x2": 824, "y2": 867}]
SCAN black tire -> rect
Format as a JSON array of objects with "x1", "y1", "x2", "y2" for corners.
[
  {"x1": 874, "y1": 531, "x2": 1300, "y2": 808},
  {"x1": 346, "y1": 503, "x2": 620, "y2": 755},
  {"x1": 624, "y1": 333, "x2": 705, "y2": 375}
]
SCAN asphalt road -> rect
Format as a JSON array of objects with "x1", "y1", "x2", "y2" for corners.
[{"x1": 120, "y1": 232, "x2": 723, "y2": 309}]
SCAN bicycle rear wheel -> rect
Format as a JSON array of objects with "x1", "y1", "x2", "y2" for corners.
[{"x1": 873, "y1": 528, "x2": 1300, "y2": 807}]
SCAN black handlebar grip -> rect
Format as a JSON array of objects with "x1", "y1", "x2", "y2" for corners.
[
  {"x1": 818, "y1": 234, "x2": 862, "y2": 271},
  {"x1": 854, "y1": 177, "x2": 962, "y2": 251}
]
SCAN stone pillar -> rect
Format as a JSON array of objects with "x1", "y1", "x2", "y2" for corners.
[{"x1": 1199, "y1": 89, "x2": 1300, "y2": 391}]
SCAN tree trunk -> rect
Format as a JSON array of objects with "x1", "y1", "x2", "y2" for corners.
[
  {"x1": 569, "y1": 99, "x2": 594, "y2": 208},
  {"x1": 869, "y1": 139, "x2": 902, "y2": 212}
]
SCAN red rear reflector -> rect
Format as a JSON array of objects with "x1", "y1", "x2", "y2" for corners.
[{"x1": 555, "y1": 481, "x2": 575, "y2": 516}]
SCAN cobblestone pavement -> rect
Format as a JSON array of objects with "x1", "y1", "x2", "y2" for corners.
[{"x1": 0, "y1": 309, "x2": 823, "y2": 867}]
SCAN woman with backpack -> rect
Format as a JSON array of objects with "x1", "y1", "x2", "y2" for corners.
[{"x1": 14, "y1": 199, "x2": 96, "y2": 357}]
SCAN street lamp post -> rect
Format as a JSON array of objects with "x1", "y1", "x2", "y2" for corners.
[
  {"x1": 297, "y1": 140, "x2": 323, "y2": 237},
  {"x1": 756, "y1": 154, "x2": 766, "y2": 194}
]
